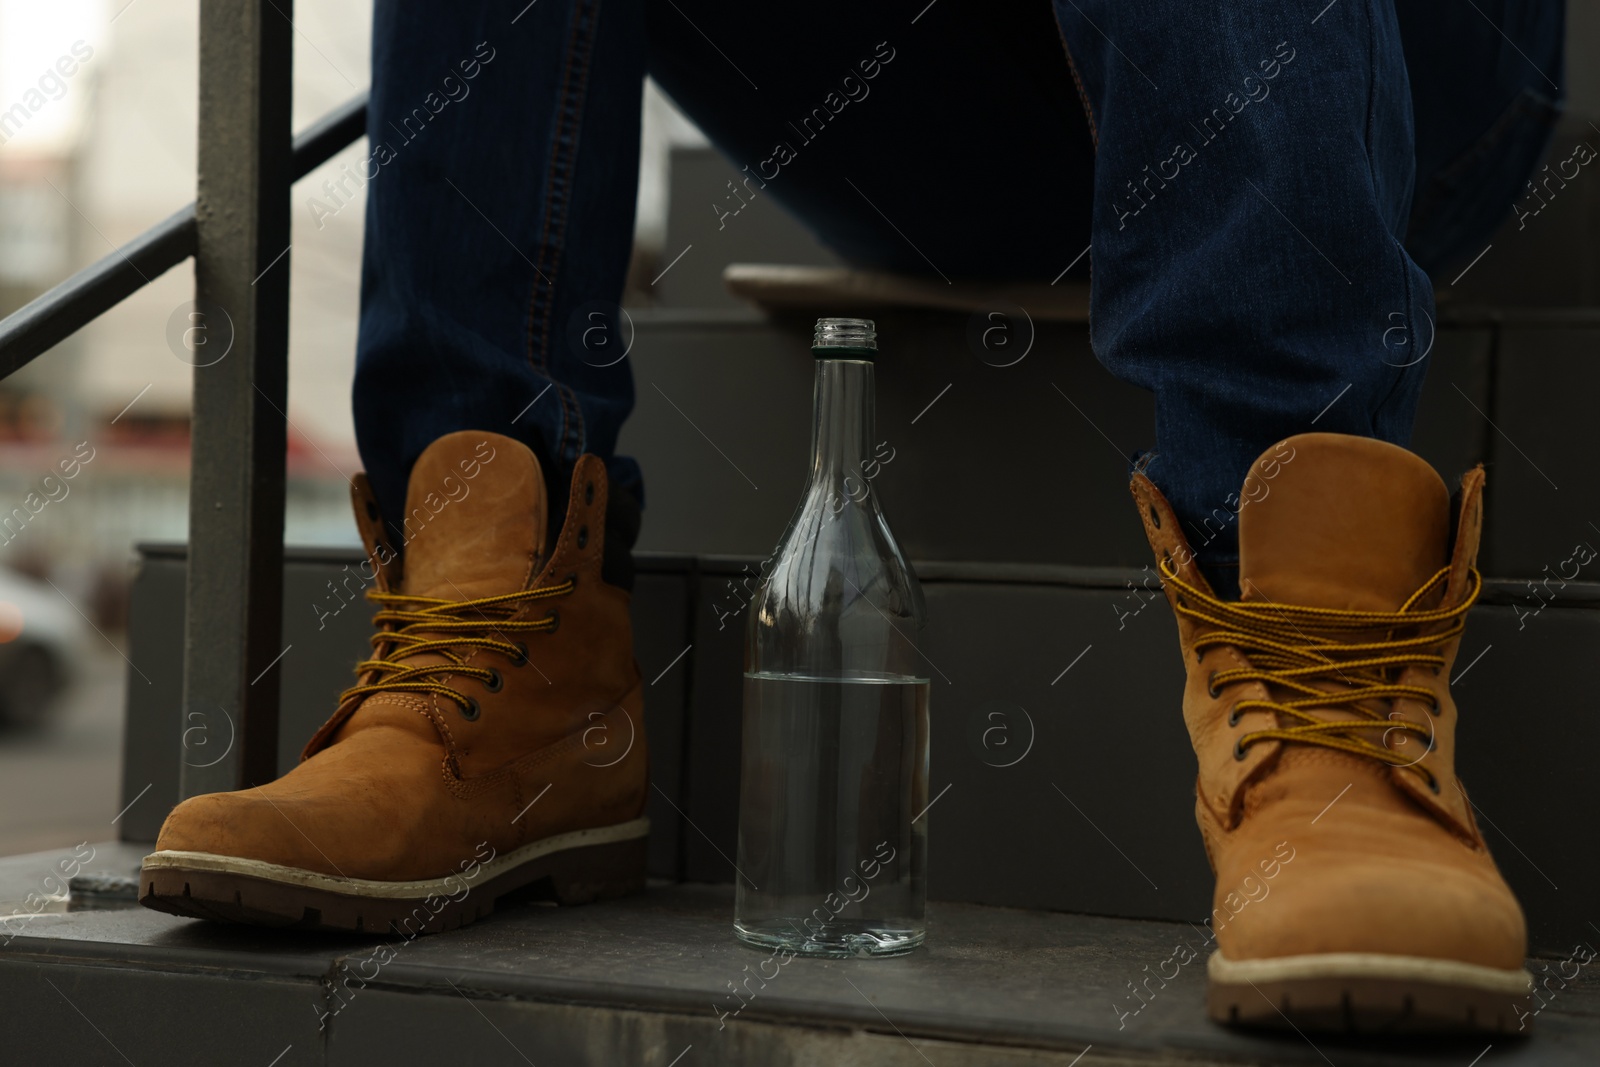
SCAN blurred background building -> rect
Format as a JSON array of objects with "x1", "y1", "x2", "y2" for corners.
[{"x1": 1, "y1": 0, "x2": 708, "y2": 591}]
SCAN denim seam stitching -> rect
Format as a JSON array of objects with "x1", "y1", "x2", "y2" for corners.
[
  {"x1": 1362, "y1": 0, "x2": 1416, "y2": 421},
  {"x1": 1362, "y1": 0, "x2": 1382, "y2": 208},
  {"x1": 525, "y1": 0, "x2": 603, "y2": 467},
  {"x1": 555, "y1": 1, "x2": 601, "y2": 462},
  {"x1": 526, "y1": 13, "x2": 579, "y2": 460}
]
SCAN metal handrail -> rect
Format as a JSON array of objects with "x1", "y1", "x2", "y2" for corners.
[
  {"x1": 0, "y1": 1, "x2": 371, "y2": 806},
  {"x1": 0, "y1": 93, "x2": 367, "y2": 377}
]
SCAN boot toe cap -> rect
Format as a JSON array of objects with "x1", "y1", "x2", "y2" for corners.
[
  {"x1": 1214, "y1": 849, "x2": 1526, "y2": 971},
  {"x1": 152, "y1": 788, "x2": 347, "y2": 876}
]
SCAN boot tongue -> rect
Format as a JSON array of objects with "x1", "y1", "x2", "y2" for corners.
[
  {"x1": 1237, "y1": 434, "x2": 1450, "y2": 612},
  {"x1": 399, "y1": 431, "x2": 547, "y2": 600}
]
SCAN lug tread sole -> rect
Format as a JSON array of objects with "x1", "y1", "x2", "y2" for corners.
[
  {"x1": 138, "y1": 833, "x2": 647, "y2": 935},
  {"x1": 1209, "y1": 953, "x2": 1533, "y2": 1035}
]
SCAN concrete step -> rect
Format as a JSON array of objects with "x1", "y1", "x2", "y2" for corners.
[
  {"x1": 614, "y1": 305, "x2": 1600, "y2": 580},
  {"x1": 3, "y1": 842, "x2": 1596, "y2": 1067},
  {"x1": 116, "y1": 548, "x2": 1600, "y2": 951},
  {"x1": 89, "y1": 292, "x2": 1600, "y2": 1065}
]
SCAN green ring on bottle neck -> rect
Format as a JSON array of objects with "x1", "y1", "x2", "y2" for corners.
[{"x1": 811, "y1": 346, "x2": 877, "y2": 359}]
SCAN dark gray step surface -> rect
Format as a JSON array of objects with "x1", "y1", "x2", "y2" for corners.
[{"x1": 2, "y1": 843, "x2": 1596, "y2": 1067}]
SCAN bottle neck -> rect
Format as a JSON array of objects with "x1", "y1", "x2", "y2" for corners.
[{"x1": 809, "y1": 358, "x2": 874, "y2": 484}]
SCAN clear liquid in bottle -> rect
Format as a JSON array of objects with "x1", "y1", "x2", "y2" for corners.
[{"x1": 734, "y1": 317, "x2": 929, "y2": 958}]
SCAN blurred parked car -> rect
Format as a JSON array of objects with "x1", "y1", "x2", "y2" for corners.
[{"x1": 0, "y1": 566, "x2": 83, "y2": 729}]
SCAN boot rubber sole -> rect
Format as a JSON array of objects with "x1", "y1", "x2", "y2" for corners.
[
  {"x1": 139, "y1": 817, "x2": 649, "y2": 935},
  {"x1": 1208, "y1": 950, "x2": 1533, "y2": 1034}
]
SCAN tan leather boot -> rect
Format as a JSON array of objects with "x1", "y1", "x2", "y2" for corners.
[
  {"x1": 140, "y1": 431, "x2": 649, "y2": 933},
  {"x1": 1134, "y1": 432, "x2": 1530, "y2": 1033}
]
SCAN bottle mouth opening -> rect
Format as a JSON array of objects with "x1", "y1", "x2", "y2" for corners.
[{"x1": 812, "y1": 317, "x2": 876, "y2": 356}]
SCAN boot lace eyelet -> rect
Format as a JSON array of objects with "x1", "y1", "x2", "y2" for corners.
[
  {"x1": 460, "y1": 698, "x2": 481, "y2": 722},
  {"x1": 482, "y1": 669, "x2": 502, "y2": 693},
  {"x1": 510, "y1": 642, "x2": 529, "y2": 666},
  {"x1": 546, "y1": 608, "x2": 560, "y2": 632},
  {"x1": 585, "y1": 481, "x2": 595, "y2": 505},
  {"x1": 1149, "y1": 504, "x2": 1161, "y2": 529},
  {"x1": 1136, "y1": 564, "x2": 1484, "y2": 787},
  {"x1": 577, "y1": 525, "x2": 589, "y2": 549}
]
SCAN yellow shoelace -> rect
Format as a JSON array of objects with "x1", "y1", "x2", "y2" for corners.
[
  {"x1": 339, "y1": 580, "x2": 574, "y2": 719},
  {"x1": 1159, "y1": 560, "x2": 1481, "y2": 790}
]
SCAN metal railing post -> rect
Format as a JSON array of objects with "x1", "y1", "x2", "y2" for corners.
[{"x1": 180, "y1": 0, "x2": 294, "y2": 797}]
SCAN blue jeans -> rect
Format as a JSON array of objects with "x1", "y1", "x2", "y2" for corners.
[{"x1": 353, "y1": 0, "x2": 1563, "y2": 589}]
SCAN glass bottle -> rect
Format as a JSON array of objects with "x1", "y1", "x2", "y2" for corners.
[{"x1": 734, "y1": 317, "x2": 930, "y2": 958}]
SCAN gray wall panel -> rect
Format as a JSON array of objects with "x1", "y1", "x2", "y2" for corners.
[
  {"x1": 681, "y1": 569, "x2": 748, "y2": 886},
  {"x1": 623, "y1": 314, "x2": 1494, "y2": 571},
  {"x1": 1483, "y1": 326, "x2": 1600, "y2": 578},
  {"x1": 632, "y1": 568, "x2": 694, "y2": 879},
  {"x1": 0, "y1": 957, "x2": 322, "y2": 1066}
]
